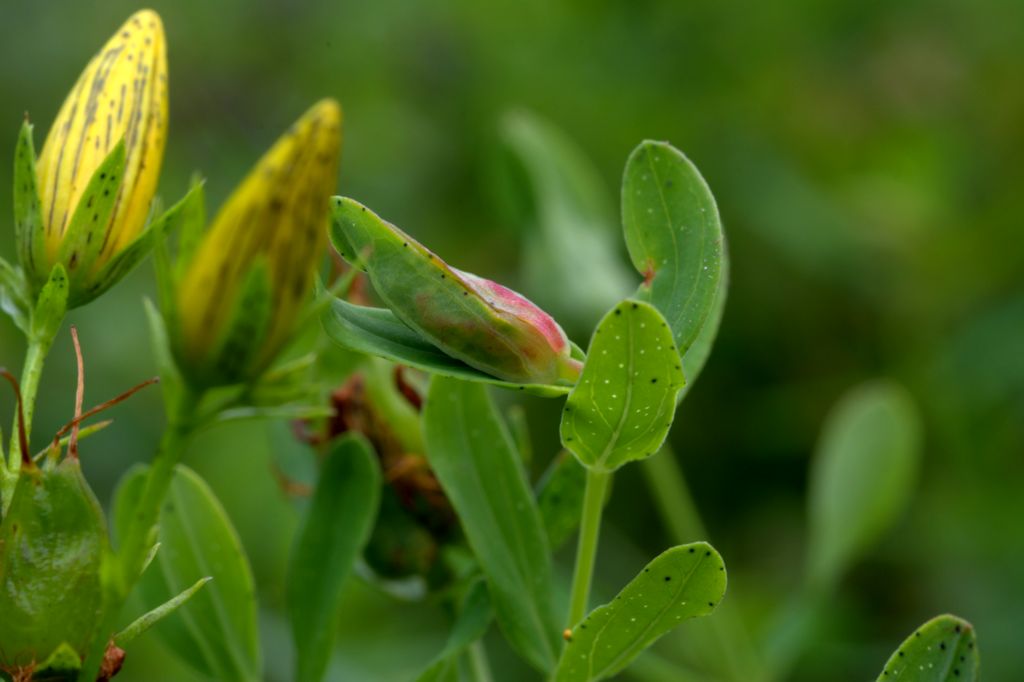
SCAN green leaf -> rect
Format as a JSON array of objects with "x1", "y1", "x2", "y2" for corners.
[
  {"x1": 807, "y1": 381, "x2": 922, "y2": 589},
  {"x1": 537, "y1": 451, "x2": 588, "y2": 552},
  {"x1": 876, "y1": 614, "x2": 979, "y2": 681},
  {"x1": 555, "y1": 542, "x2": 727, "y2": 682},
  {"x1": 174, "y1": 173, "x2": 208, "y2": 282},
  {"x1": 560, "y1": 300, "x2": 685, "y2": 472},
  {"x1": 322, "y1": 297, "x2": 571, "y2": 397},
  {"x1": 87, "y1": 180, "x2": 206, "y2": 307},
  {"x1": 424, "y1": 376, "x2": 561, "y2": 672},
  {"x1": 31, "y1": 264, "x2": 69, "y2": 343},
  {"x1": 497, "y1": 110, "x2": 633, "y2": 328},
  {"x1": 416, "y1": 579, "x2": 493, "y2": 682},
  {"x1": 116, "y1": 576, "x2": 212, "y2": 646},
  {"x1": 13, "y1": 118, "x2": 47, "y2": 286},
  {"x1": 143, "y1": 298, "x2": 185, "y2": 410},
  {"x1": 677, "y1": 245, "x2": 728, "y2": 403},
  {"x1": 621, "y1": 141, "x2": 724, "y2": 355},
  {"x1": 288, "y1": 434, "x2": 381, "y2": 682},
  {"x1": 114, "y1": 464, "x2": 262, "y2": 681},
  {"x1": 0, "y1": 255, "x2": 31, "y2": 334}
]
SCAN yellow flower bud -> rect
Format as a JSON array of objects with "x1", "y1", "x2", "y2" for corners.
[
  {"x1": 175, "y1": 99, "x2": 342, "y2": 384},
  {"x1": 28, "y1": 10, "x2": 168, "y2": 303}
]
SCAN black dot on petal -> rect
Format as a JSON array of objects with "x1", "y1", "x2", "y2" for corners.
[
  {"x1": 705, "y1": 550, "x2": 711, "y2": 556},
  {"x1": 631, "y1": 303, "x2": 638, "y2": 309},
  {"x1": 898, "y1": 651, "x2": 904, "y2": 657},
  {"x1": 663, "y1": 576, "x2": 671, "y2": 582},
  {"x1": 651, "y1": 378, "x2": 657, "y2": 383},
  {"x1": 940, "y1": 642, "x2": 946, "y2": 650},
  {"x1": 688, "y1": 547, "x2": 695, "y2": 553},
  {"x1": 708, "y1": 602, "x2": 714, "y2": 607}
]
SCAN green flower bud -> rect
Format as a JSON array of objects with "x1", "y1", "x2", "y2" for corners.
[{"x1": 330, "y1": 198, "x2": 582, "y2": 386}]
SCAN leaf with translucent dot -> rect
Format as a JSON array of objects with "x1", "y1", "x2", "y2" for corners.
[
  {"x1": 677, "y1": 245, "x2": 728, "y2": 404},
  {"x1": 555, "y1": 542, "x2": 727, "y2": 682},
  {"x1": 560, "y1": 299, "x2": 685, "y2": 473},
  {"x1": 621, "y1": 140, "x2": 723, "y2": 356},
  {"x1": 875, "y1": 614, "x2": 979, "y2": 681}
]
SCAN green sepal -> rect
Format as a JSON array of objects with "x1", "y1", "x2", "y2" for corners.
[
  {"x1": 555, "y1": 542, "x2": 727, "y2": 682},
  {"x1": 31, "y1": 264, "x2": 69, "y2": 343},
  {"x1": 13, "y1": 118, "x2": 48, "y2": 288},
  {"x1": 0, "y1": 255, "x2": 31, "y2": 335},
  {"x1": 57, "y1": 141, "x2": 126, "y2": 301},
  {"x1": 80, "y1": 180, "x2": 206, "y2": 309},
  {"x1": 190, "y1": 258, "x2": 273, "y2": 387},
  {"x1": 0, "y1": 459, "x2": 109, "y2": 669},
  {"x1": 876, "y1": 614, "x2": 979, "y2": 681}
]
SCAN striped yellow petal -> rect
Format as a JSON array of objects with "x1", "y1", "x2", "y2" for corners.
[
  {"x1": 35, "y1": 9, "x2": 168, "y2": 273},
  {"x1": 177, "y1": 99, "x2": 342, "y2": 379}
]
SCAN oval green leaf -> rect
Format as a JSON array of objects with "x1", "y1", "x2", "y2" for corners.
[
  {"x1": 622, "y1": 140, "x2": 723, "y2": 355},
  {"x1": 560, "y1": 300, "x2": 685, "y2": 473},
  {"x1": 876, "y1": 614, "x2": 979, "y2": 681},
  {"x1": 424, "y1": 376, "x2": 560, "y2": 672},
  {"x1": 113, "y1": 464, "x2": 262, "y2": 681},
  {"x1": 288, "y1": 433, "x2": 382, "y2": 682},
  {"x1": 555, "y1": 542, "x2": 727, "y2": 682},
  {"x1": 807, "y1": 381, "x2": 922, "y2": 589}
]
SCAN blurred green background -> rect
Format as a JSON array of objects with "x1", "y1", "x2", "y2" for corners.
[{"x1": 1, "y1": 0, "x2": 1021, "y2": 680}]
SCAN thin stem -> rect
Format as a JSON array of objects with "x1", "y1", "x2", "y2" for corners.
[
  {"x1": 7, "y1": 336, "x2": 49, "y2": 468},
  {"x1": 467, "y1": 640, "x2": 494, "y2": 682},
  {"x1": 641, "y1": 450, "x2": 764, "y2": 682},
  {"x1": 2, "y1": 329, "x2": 58, "y2": 512},
  {"x1": 567, "y1": 468, "x2": 611, "y2": 628},
  {"x1": 77, "y1": 385, "x2": 201, "y2": 682}
]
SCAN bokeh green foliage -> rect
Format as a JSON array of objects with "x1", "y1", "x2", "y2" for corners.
[{"x1": 1, "y1": 0, "x2": 1021, "y2": 680}]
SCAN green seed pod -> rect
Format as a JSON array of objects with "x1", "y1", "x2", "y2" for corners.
[
  {"x1": 0, "y1": 458, "x2": 108, "y2": 674},
  {"x1": 330, "y1": 198, "x2": 583, "y2": 386}
]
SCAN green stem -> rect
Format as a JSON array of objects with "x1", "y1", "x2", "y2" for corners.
[
  {"x1": 3, "y1": 330, "x2": 57, "y2": 512},
  {"x1": 77, "y1": 386, "x2": 201, "y2": 682},
  {"x1": 641, "y1": 450, "x2": 764, "y2": 682},
  {"x1": 467, "y1": 640, "x2": 494, "y2": 682},
  {"x1": 567, "y1": 468, "x2": 611, "y2": 628}
]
